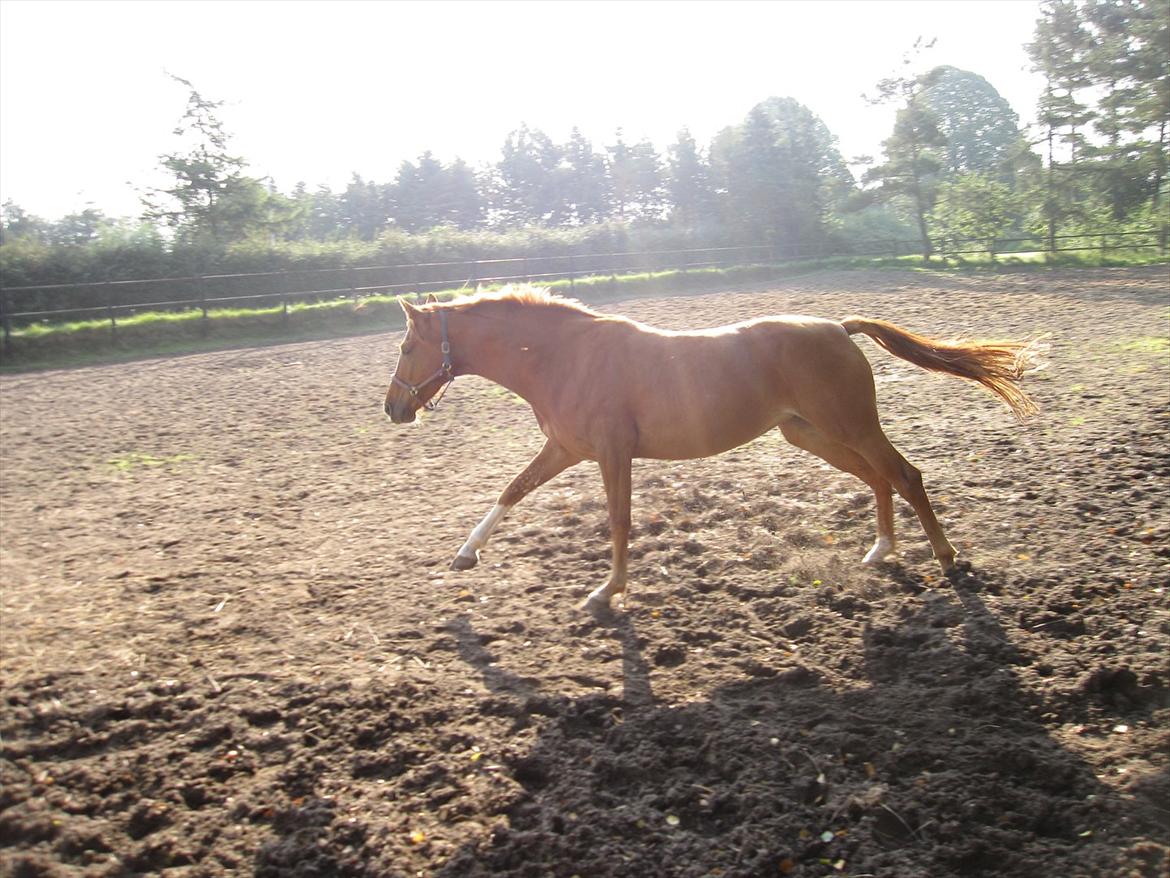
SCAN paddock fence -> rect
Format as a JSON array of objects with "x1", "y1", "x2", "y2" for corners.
[{"x1": 0, "y1": 229, "x2": 1162, "y2": 354}]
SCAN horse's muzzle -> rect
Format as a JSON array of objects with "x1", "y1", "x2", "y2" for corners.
[{"x1": 385, "y1": 399, "x2": 416, "y2": 424}]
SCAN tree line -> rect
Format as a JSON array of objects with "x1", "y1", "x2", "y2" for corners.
[{"x1": 1, "y1": 0, "x2": 1165, "y2": 289}]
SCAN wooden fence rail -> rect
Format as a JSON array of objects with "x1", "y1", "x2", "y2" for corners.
[{"x1": 0, "y1": 231, "x2": 1162, "y2": 354}]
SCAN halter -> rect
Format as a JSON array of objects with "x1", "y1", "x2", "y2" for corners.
[{"x1": 391, "y1": 309, "x2": 455, "y2": 412}]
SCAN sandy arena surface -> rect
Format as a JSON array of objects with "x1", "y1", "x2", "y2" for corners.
[{"x1": 1, "y1": 267, "x2": 1167, "y2": 877}]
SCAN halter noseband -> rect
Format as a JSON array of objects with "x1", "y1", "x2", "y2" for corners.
[{"x1": 391, "y1": 309, "x2": 455, "y2": 412}]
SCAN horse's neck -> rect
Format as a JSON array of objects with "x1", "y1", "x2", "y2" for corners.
[{"x1": 459, "y1": 308, "x2": 573, "y2": 406}]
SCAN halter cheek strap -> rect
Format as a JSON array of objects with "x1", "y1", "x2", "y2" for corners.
[{"x1": 391, "y1": 309, "x2": 455, "y2": 411}]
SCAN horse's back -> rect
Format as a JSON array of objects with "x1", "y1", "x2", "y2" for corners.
[{"x1": 590, "y1": 315, "x2": 869, "y2": 460}]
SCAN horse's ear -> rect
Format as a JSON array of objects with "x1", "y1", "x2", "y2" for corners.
[
  {"x1": 424, "y1": 293, "x2": 438, "y2": 305},
  {"x1": 400, "y1": 297, "x2": 419, "y2": 320}
]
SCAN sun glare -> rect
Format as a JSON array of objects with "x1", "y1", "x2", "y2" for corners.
[{"x1": 0, "y1": 0, "x2": 1044, "y2": 219}]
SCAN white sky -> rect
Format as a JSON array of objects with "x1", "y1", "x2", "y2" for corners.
[{"x1": 0, "y1": 0, "x2": 1046, "y2": 221}]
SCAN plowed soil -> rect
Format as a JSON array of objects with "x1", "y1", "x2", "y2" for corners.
[{"x1": 1, "y1": 267, "x2": 1167, "y2": 878}]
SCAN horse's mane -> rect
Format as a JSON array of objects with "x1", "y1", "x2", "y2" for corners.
[{"x1": 443, "y1": 284, "x2": 597, "y2": 319}]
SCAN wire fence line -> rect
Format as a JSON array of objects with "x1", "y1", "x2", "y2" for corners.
[{"x1": 0, "y1": 230, "x2": 1162, "y2": 349}]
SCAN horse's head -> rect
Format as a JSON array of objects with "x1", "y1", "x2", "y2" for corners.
[{"x1": 384, "y1": 297, "x2": 453, "y2": 424}]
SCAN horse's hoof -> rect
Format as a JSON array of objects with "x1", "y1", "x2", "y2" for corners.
[
  {"x1": 936, "y1": 549, "x2": 958, "y2": 575},
  {"x1": 580, "y1": 595, "x2": 609, "y2": 617},
  {"x1": 862, "y1": 536, "x2": 896, "y2": 565},
  {"x1": 451, "y1": 551, "x2": 479, "y2": 571},
  {"x1": 580, "y1": 592, "x2": 617, "y2": 619},
  {"x1": 945, "y1": 558, "x2": 973, "y2": 582}
]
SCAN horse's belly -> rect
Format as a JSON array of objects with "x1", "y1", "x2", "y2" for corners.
[{"x1": 633, "y1": 398, "x2": 784, "y2": 460}]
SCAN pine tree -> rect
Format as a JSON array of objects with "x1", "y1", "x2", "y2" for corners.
[
  {"x1": 493, "y1": 125, "x2": 563, "y2": 226},
  {"x1": 1081, "y1": 0, "x2": 1169, "y2": 224},
  {"x1": 666, "y1": 128, "x2": 714, "y2": 230},
  {"x1": 562, "y1": 128, "x2": 611, "y2": 225},
  {"x1": 441, "y1": 159, "x2": 485, "y2": 230},
  {"x1": 1027, "y1": 0, "x2": 1095, "y2": 249},
  {"x1": 863, "y1": 52, "x2": 948, "y2": 261}
]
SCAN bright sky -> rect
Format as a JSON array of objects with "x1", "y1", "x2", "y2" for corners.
[{"x1": 0, "y1": 0, "x2": 1046, "y2": 221}]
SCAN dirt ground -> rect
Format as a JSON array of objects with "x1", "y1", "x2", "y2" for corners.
[{"x1": 1, "y1": 267, "x2": 1167, "y2": 878}]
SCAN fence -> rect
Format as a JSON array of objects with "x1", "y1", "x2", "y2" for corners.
[
  {"x1": 2, "y1": 244, "x2": 777, "y2": 347},
  {"x1": 932, "y1": 229, "x2": 1165, "y2": 259},
  {"x1": 0, "y1": 230, "x2": 1162, "y2": 353}
]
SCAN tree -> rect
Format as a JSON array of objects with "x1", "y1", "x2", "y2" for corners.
[
  {"x1": 286, "y1": 183, "x2": 346, "y2": 241},
  {"x1": 931, "y1": 174, "x2": 1023, "y2": 259},
  {"x1": 918, "y1": 66, "x2": 1023, "y2": 180},
  {"x1": 0, "y1": 201, "x2": 50, "y2": 245},
  {"x1": 862, "y1": 55, "x2": 948, "y2": 261},
  {"x1": 606, "y1": 130, "x2": 634, "y2": 222},
  {"x1": 48, "y1": 208, "x2": 109, "y2": 247},
  {"x1": 561, "y1": 128, "x2": 610, "y2": 225},
  {"x1": 627, "y1": 138, "x2": 667, "y2": 222},
  {"x1": 758, "y1": 97, "x2": 851, "y2": 253},
  {"x1": 1027, "y1": 0, "x2": 1096, "y2": 249},
  {"x1": 391, "y1": 154, "x2": 443, "y2": 232},
  {"x1": 142, "y1": 75, "x2": 269, "y2": 246},
  {"x1": 606, "y1": 131, "x2": 666, "y2": 222},
  {"x1": 390, "y1": 154, "x2": 485, "y2": 232},
  {"x1": 440, "y1": 159, "x2": 485, "y2": 230},
  {"x1": 721, "y1": 107, "x2": 787, "y2": 244},
  {"x1": 491, "y1": 125, "x2": 564, "y2": 226},
  {"x1": 340, "y1": 173, "x2": 390, "y2": 239},
  {"x1": 666, "y1": 128, "x2": 714, "y2": 230},
  {"x1": 1123, "y1": 0, "x2": 1169, "y2": 220},
  {"x1": 1080, "y1": 0, "x2": 1169, "y2": 223},
  {"x1": 708, "y1": 98, "x2": 849, "y2": 251}
]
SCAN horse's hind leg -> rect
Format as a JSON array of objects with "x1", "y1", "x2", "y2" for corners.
[
  {"x1": 583, "y1": 447, "x2": 633, "y2": 616},
  {"x1": 452, "y1": 438, "x2": 580, "y2": 570},
  {"x1": 795, "y1": 333, "x2": 955, "y2": 572},
  {"x1": 851, "y1": 432, "x2": 957, "y2": 572},
  {"x1": 778, "y1": 415, "x2": 896, "y2": 564}
]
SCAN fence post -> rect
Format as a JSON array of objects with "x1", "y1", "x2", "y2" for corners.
[
  {"x1": 568, "y1": 254, "x2": 576, "y2": 292},
  {"x1": 105, "y1": 279, "x2": 119, "y2": 343},
  {"x1": 198, "y1": 275, "x2": 210, "y2": 337},
  {"x1": 0, "y1": 285, "x2": 11, "y2": 358}
]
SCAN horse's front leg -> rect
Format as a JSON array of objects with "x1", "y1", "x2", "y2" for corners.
[
  {"x1": 583, "y1": 450, "x2": 632, "y2": 616},
  {"x1": 452, "y1": 439, "x2": 579, "y2": 570}
]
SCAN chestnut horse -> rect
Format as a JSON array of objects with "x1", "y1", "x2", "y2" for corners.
[{"x1": 384, "y1": 286, "x2": 1036, "y2": 615}]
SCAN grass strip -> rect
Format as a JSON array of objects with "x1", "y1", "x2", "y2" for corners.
[{"x1": 3, "y1": 251, "x2": 1165, "y2": 372}]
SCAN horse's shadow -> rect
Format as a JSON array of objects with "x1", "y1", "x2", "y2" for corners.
[{"x1": 436, "y1": 564, "x2": 1164, "y2": 878}]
